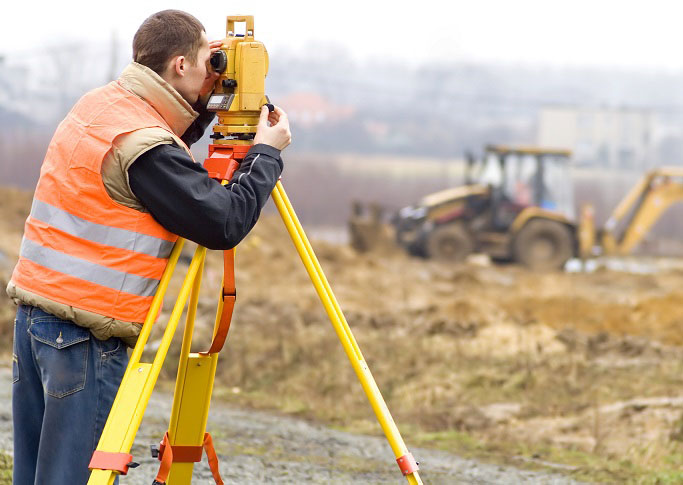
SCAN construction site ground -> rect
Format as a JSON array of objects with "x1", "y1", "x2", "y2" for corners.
[{"x1": 2, "y1": 186, "x2": 683, "y2": 483}]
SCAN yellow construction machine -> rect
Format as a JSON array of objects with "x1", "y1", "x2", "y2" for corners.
[
  {"x1": 383, "y1": 145, "x2": 683, "y2": 270},
  {"x1": 390, "y1": 145, "x2": 576, "y2": 270}
]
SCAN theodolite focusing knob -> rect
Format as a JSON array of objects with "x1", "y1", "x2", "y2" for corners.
[{"x1": 222, "y1": 79, "x2": 238, "y2": 89}]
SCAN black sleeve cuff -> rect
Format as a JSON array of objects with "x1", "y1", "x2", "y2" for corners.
[{"x1": 248, "y1": 143, "x2": 282, "y2": 165}]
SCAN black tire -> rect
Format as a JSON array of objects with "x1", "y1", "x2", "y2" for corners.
[
  {"x1": 425, "y1": 224, "x2": 474, "y2": 262},
  {"x1": 513, "y1": 219, "x2": 573, "y2": 271}
]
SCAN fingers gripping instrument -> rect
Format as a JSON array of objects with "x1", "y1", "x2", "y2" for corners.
[{"x1": 87, "y1": 15, "x2": 421, "y2": 485}]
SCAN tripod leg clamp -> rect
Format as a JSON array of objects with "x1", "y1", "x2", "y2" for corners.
[
  {"x1": 88, "y1": 450, "x2": 136, "y2": 475},
  {"x1": 396, "y1": 452, "x2": 419, "y2": 475}
]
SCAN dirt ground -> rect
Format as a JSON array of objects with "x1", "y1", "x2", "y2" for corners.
[
  {"x1": 0, "y1": 367, "x2": 581, "y2": 484},
  {"x1": 3, "y1": 185, "x2": 683, "y2": 482}
]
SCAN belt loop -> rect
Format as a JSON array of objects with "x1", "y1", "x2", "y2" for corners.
[{"x1": 18, "y1": 304, "x2": 32, "y2": 317}]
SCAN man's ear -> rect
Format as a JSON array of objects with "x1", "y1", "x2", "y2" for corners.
[{"x1": 173, "y1": 56, "x2": 186, "y2": 77}]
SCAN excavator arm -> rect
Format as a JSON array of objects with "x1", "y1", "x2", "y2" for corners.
[{"x1": 601, "y1": 167, "x2": 683, "y2": 255}]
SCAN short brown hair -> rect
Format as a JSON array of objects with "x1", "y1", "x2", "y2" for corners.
[{"x1": 133, "y1": 10, "x2": 205, "y2": 75}]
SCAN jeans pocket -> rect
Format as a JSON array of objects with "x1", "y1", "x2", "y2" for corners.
[{"x1": 28, "y1": 318, "x2": 90, "y2": 398}]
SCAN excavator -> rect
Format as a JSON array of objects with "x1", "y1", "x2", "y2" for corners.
[{"x1": 349, "y1": 144, "x2": 683, "y2": 270}]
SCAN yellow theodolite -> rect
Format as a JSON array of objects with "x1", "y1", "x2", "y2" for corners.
[
  {"x1": 86, "y1": 15, "x2": 422, "y2": 485},
  {"x1": 206, "y1": 15, "x2": 270, "y2": 144}
]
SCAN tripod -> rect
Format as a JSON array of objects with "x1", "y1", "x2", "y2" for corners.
[{"x1": 86, "y1": 15, "x2": 422, "y2": 485}]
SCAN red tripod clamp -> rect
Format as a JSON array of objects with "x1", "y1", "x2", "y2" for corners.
[
  {"x1": 204, "y1": 144, "x2": 251, "y2": 182},
  {"x1": 396, "y1": 452, "x2": 419, "y2": 475}
]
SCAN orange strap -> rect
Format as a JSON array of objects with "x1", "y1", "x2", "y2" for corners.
[
  {"x1": 200, "y1": 249, "x2": 235, "y2": 355},
  {"x1": 203, "y1": 433, "x2": 224, "y2": 485},
  {"x1": 154, "y1": 432, "x2": 224, "y2": 485},
  {"x1": 200, "y1": 143, "x2": 245, "y2": 356}
]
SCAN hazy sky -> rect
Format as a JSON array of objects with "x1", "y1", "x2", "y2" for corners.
[{"x1": 3, "y1": 0, "x2": 683, "y2": 70}]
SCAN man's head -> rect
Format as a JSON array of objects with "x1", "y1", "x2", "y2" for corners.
[{"x1": 133, "y1": 10, "x2": 212, "y2": 105}]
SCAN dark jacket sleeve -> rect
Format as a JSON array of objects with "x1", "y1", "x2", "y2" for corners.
[{"x1": 128, "y1": 143, "x2": 283, "y2": 250}]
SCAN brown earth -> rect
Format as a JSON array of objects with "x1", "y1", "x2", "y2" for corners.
[{"x1": 3, "y1": 186, "x2": 683, "y2": 482}]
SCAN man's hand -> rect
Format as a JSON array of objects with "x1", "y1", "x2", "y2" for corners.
[
  {"x1": 200, "y1": 40, "x2": 224, "y2": 97},
  {"x1": 254, "y1": 105, "x2": 291, "y2": 151}
]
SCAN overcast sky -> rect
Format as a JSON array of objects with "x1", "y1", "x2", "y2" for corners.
[{"x1": 3, "y1": 0, "x2": 683, "y2": 70}]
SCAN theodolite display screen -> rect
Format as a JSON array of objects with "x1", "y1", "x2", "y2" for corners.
[{"x1": 207, "y1": 94, "x2": 234, "y2": 111}]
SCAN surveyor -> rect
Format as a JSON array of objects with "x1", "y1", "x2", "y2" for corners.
[{"x1": 7, "y1": 9, "x2": 291, "y2": 485}]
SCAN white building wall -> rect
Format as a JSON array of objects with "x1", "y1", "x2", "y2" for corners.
[{"x1": 537, "y1": 106, "x2": 654, "y2": 169}]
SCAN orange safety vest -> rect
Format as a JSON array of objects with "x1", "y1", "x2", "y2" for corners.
[{"x1": 11, "y1": 81, "x2": 187, "y2": 323}]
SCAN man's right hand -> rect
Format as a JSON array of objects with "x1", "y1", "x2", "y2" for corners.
[{"x1": 254, "y1": 105, "x2": 291, "y2": 151}]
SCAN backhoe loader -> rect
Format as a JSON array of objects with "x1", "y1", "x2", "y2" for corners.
[
  {"x1": 391, "y1": 145, "x2": 576, "y2": 270},
  {"x1": 354, "y1": 145, "x2": 683, "y2": 270}
]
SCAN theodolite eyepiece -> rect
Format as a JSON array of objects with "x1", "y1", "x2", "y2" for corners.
[{"x1": 210, "y1": 50, "x2": 228, "y2": 74}]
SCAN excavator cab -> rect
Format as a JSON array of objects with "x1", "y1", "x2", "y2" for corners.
[{"x1": 477, "y1": 145, "x2": 575, "y2": 229}]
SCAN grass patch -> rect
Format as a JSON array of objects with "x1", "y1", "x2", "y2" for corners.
[
  {"x1": 413, "y1": 429, "x2": 656, "y2": 483},
  {"x1": 0, "y1": 452, "x2": 12, "y2": 485}
]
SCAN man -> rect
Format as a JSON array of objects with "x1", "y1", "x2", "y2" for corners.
[{"x1": 8, "y1": 10, "x2": 291, "y2": 485}]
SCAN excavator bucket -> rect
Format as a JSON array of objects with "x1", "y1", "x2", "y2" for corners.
[{"x1": 348, "y1": 200, "x2": 397, "y2": 253}]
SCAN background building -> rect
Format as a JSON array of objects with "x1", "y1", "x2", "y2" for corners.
[{"x1": 537, "y1": 106, "x2": 655, "y2": 169}]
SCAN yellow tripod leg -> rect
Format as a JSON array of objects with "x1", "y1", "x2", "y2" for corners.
[
  {"x1": 88, "y1": 243, "x2": 209, "y2": 485},
  {"x1": 164, "y1": 353, "x2": 218, "y2": 484},
  {"x1": 271, "y1": 181, "x2": 423, "y2": 484},
  {"x1": 164, "y1": 254, "x2": 221, "y2": 484},
  {"x1": 88, "y1": 184, "x2": 421, "y2": 484}
]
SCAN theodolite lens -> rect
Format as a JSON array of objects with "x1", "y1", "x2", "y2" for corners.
[{"x1": 210, "y1": 50, "x2": 228, "y2": 73}]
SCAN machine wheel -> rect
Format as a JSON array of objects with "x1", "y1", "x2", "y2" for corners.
[
  {"x1": 425, "y1": 224, "x2": 474, "y2": 262},
  {"x1": 513, "y1": 219, "x2": 573, "y2": 271}
]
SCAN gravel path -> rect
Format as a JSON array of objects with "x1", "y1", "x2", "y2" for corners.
[{"x1": 1, "y1": 367, "x2": 583, "y2": 484}]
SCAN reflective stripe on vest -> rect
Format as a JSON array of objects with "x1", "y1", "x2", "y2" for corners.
[
  {"x1": 29, "y1": 198, "x2": 174, "y2": 259},
  {"x1": 20, "y1": 237, "x2": 160, "y2": 297},
  {"x1": 9, "y1": 79, "x2": 186, "y2": 323}
]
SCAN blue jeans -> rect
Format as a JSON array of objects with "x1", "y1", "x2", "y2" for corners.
[{"x1": 12, "y1": 304, "x2": 128, "y2": 485}]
